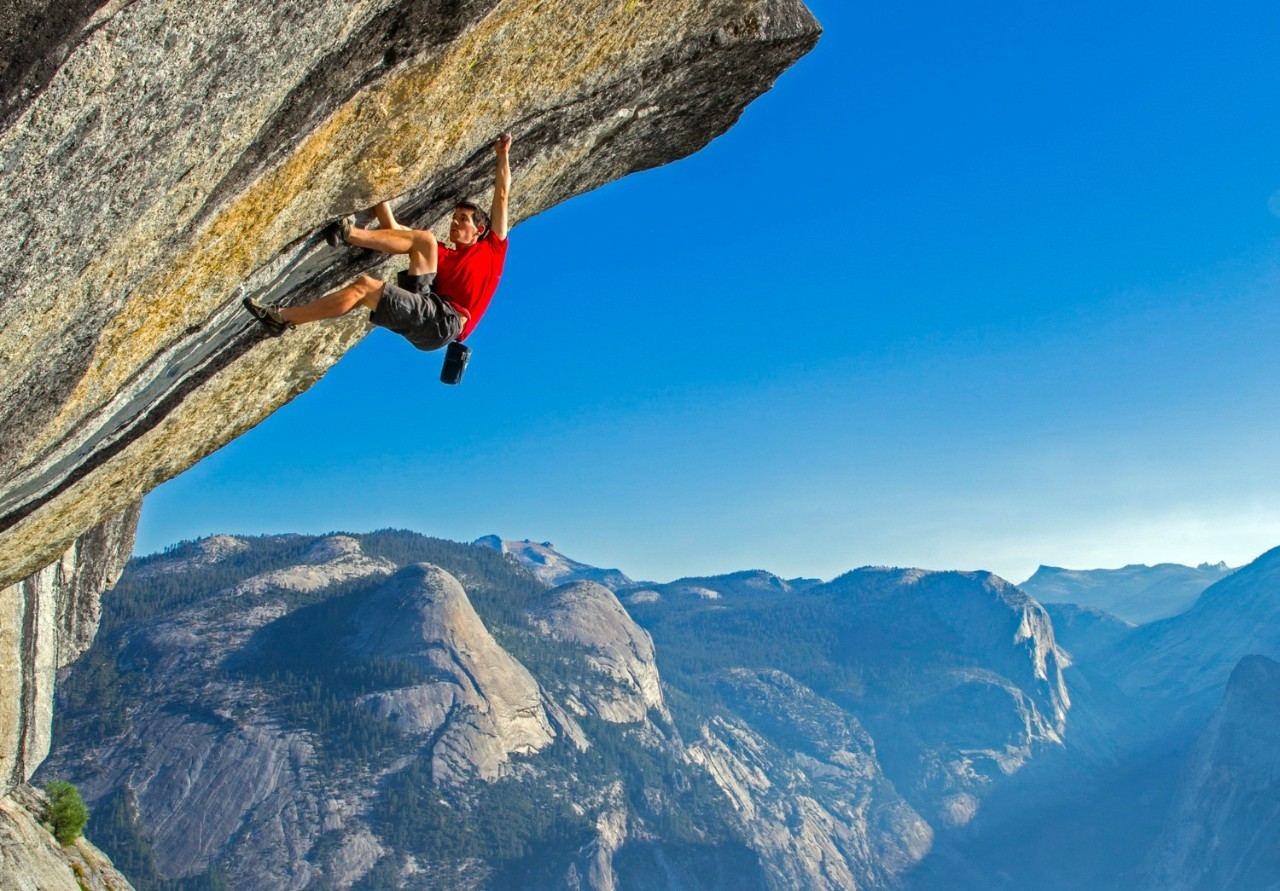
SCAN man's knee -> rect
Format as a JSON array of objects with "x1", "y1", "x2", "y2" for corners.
[
  {"x1": 405, "y1": 230, "x2": 438, "y2": 276},
  {"x1": 353, "y1": 275, "x2": 384, "y2": 311}
]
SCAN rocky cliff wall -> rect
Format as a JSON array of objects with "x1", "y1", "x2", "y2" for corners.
[
  {"x1": 0, "y1": 505, "x2": 139, "y2": 793},
  {"x1": 0, "y1": 0, "x2": 820, "y2": 595}
]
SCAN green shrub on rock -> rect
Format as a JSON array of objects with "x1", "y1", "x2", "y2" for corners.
[{"x1": 44, "y1": 780, "x2": 89, "y2": 845}]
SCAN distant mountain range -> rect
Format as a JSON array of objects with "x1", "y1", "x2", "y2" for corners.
[
  {"x1": 37, "y1": 534, "x2": 1280, "y2": 890},
  {"x1": 1106, "y1": 546, "x2": 1280, "y2": 711},
  {"x1": 1019, "y1": 561, "x2": 1236, "y2": 624}
]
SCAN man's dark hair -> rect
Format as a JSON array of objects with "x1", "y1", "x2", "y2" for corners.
[{"x1": 456, "y1": 202, "x2": 490, "y2": 236}]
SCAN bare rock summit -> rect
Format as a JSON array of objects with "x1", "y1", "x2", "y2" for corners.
[
  {"x1": 351, "y1": 562, "x2": 555, "y2": 781},
  {"x1": 528, "y1": 580, "x2": 664, "y2": 722}
]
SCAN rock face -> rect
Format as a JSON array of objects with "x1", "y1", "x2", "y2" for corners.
[
  {"x1": 688, "y1": 669, "x2": 933, "y2": 891},
  {"x1": 97, "y1": 712, "x2": 316, "y2": 882},
  {"x1": 350, "y1": 562, "x2": 555, "y2": 782},
  {"x1": 42, "y1": 533, "x2": 395, "y2": 886},
  {"x1": 0, "y1": 0, "x2": 821, "y2": 594},
  {"x1": 527, "y1": 580, "x2": 663, "y2": 722},
  {"x1": 0, "y1": 783, "x2": 136, "y2": 891},
  {"x1": 0, "y1": 504, "x2": 139, "y2": 792},
  {"x1": 1143, "y1": 655, "x2": 1280, "y2": 891}
]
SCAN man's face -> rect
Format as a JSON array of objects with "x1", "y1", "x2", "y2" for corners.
[{"x1": 449, "y1": 208, "x2": 482, "y2": 246}]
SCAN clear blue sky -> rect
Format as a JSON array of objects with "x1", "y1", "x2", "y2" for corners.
[{"x1": 136, "y1": 0, "x2": 1280, "y2": 584}]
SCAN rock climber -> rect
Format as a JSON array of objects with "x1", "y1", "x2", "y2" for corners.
[{"x1": 244, "y1": 133, "x2": 511, "y2": 380}]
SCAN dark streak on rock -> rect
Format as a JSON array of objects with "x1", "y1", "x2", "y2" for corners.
[
  {"x1": 0, "y1": 0, "x2": 125, "y2": 131},
  {"x1": 0, "y1": 317, "x2": 261, "y2": 533},
  {"x1": 13, "y1": 572, "x2": 39, "y2": 788}
]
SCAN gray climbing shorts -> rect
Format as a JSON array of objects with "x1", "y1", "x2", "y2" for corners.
[{"x1": 368, "y1": 272, "x2": 461, "y2": 352}]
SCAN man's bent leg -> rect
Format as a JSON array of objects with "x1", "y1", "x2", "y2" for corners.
[
  {"x1": 279, "y1": 274, "x2": 384, "y2": 325},
  {"x1": 405, "y1": 229, "x2": 437, "y2": 275},
  {"x1": 346, "y1": 225, "x2": 438, "y2": 275},
  {"x1": 346, "y1": 226, "x2": 415, "y2": 254}
]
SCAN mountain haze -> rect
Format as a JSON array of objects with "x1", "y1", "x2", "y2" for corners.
[
  {"x1": 1144, "y1": 655, "x2": 1280, "y2": 891},
  {"x1": 930, "y1": 550, "x2": 1280, "y2": 891},
  {"x1": 1020, "y1": 562, "x2": 1235, "y2": 624},
  {"x1": 1107, "y1": 545, "x2": 1280, "y2": 713}
]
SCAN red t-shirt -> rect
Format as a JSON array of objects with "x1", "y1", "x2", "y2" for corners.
[{"x1": 435, "y1": 234, "x2": 508, "y2": 342}]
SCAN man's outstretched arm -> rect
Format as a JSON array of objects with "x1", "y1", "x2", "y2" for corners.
[{"x1": 489, "y1": 133, "x2": 511, "y2": 241}]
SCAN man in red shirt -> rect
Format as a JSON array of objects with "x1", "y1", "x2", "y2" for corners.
[{"x1": 245, "y1": 133, "x2": 511, "y2": 358}]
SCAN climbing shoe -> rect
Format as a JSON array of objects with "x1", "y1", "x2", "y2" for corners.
[
  {"x1": 323, "y1": 214, "x2": 355, "y2": 247},
  {"x1": 242, "y1": 296, "x2": 294, "y2": 337}
]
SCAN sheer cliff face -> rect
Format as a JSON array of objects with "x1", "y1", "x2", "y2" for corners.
[
  {"x1": 0, "y1": 505, "x2": 139, "y2": 791},
  {"x1": 1143, "y1": 655, "x2": 1280, "y2": 891},
  {"x1": 0, "y1": 0, "x2": 821, "y2": 592}
]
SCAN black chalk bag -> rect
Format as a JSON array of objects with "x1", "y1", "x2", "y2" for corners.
[{"x1": 440, "y1": 341, "x2": 471, "y2": 385}]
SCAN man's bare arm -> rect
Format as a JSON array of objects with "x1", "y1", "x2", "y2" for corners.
[{"x1": 489, "y1": 133, "x2": 511, "y2": 241}]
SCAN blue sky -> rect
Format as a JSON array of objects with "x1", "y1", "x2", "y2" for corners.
[{"x1": 136, "y1": 0, "x2": 1280, "y2": 584}]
